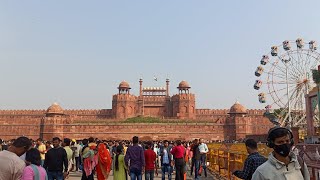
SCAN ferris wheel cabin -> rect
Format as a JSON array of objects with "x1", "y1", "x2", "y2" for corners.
[
  {"x1": 271, "y1": 46, "x2": 278, "y2": 56},
  {"x1": 260, "y1": 55, "x2": 269, "y2": 65},
  {"x1": 254, "y1": 80, "x2": 262, "y2": 90},
  {"x1": 296, "y1": 38, "x2": 304, "y2": 48},
  {"x1": 255, "y1": 66, "x2": 264, "y2": 77},
  {"x1": 283, "y1": 40, "x2": 291, "y2": 51},
  {"x1": 309, "y1": 40, "x2": 317, "y2": 50},
  {"x1": 258, "y1": 93, "x2": 266, "y2": 103}
]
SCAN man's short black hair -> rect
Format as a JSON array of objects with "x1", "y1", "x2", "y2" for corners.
[
  {"x1": 26, "y1": 148, "x2": 41, "y2": 166},
  {"x1": 36, "y1": 138, "x2": 42, "y2": 142},
  {"x1": 12, "y1": 136, "x2": 32, "y2": 149},
  {"x1": 52, "y1": 137, "x2": 60, "y2": 142},
  {"x1": 268, "y1": 128, "x2": 291, "y2": 142},
  {"x1": 176, "y1": 140, "x2": 182, "y2": 145},
  {"x1": 145, "y1": 144, "x2": 150, "y2": 149},
  {"x1": 245, "y1": 139, "x2": 258, "y2": 149},
  {"x1": 145, "y1": 141, "x2": 152, "y2": 149},
  {"x1": 82, "y1": 138, "x2": 89, "y2": 145},
  {"x1": 64, "y1": 138, "x2": 71, "y2": 146},
  {"x1": 132, "y1": 136, "x2": 139, "y2": 144},
  {"x1": 88, "y1": 137, "x2": 95, "y2": 143}
]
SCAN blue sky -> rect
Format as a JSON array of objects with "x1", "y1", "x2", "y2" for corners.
[{"x1": 1, "y1": 1, "x2": 320, "y2": 110}]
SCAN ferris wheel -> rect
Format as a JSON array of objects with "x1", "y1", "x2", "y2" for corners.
[{"x1": 254, "y1": 38, "x2": 320, "y2": 127}]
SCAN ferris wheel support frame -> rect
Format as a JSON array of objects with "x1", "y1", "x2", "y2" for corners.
[{"x1": 283, "y1": 59, "x2": 292, "y2": 127}]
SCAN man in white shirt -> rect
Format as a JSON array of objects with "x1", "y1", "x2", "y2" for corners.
[
  {"x1": 71, "y1": 139, "x2": 81, "y2": 171},
  {"x1": 153, "y1": 143, "x2": 161, "y2": 168},
  {"x1": 252, "y1": 127, "x2": 310, "y2": 180},
  {"x1": 198, "y1": 138, "x2": 209, "y2": 177},
  {"x1": 0, "y1": 136, "x2": 32, "y2": 180}
]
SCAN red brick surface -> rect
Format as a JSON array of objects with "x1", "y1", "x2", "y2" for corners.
[
  {"x1": 0, "y1": 81, "x2": 273, "y2": 140},
  {"x1": 0, "y1": 109, "x2": 273, "y2": 141}
]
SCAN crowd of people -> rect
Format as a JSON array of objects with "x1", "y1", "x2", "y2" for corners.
[
  {"x1": 0, "y1": 136, "x2": 209, "y2": 180},
  {"x1": 0, "y1": 126, "x2": 312, "y2": 180}
]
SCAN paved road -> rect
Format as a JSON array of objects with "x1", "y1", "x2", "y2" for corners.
[{"x1": 67, "y1": 168, "x2": 215, "y2": 180}]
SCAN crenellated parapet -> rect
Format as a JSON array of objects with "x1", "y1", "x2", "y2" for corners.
[
  {"x1": 0, "y1": 108, "x2": 114, "y2": 119},
  {"x1": 246, "y1": 109, "x2": 265, "y2": 115},
  {"x1": 195, "y1": 109, "x2": 229, "y2": 115},
  {"x1": 64, "y1": 109, "x2": 113, "y2": 116},
  {"x1": 112, "y1": 94, "x2": 137, "y2": 101},
  {"x1": 171, "y1": 93, "x2": 195, "y2": 101},
  {"x1": 142, "y1": 87, "x2": 167, "y2": 96},
  {"x1": 0, "y1": 110, "x2": 46, "y2": 116},
  {"x1": 143, "y1": 96, "x2": 167, "y2": 101},
  {"x1": 195, "y1": 109, "x2": 229, "y2": 121}
]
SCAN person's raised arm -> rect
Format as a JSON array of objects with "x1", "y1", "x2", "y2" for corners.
[{"x1": 233, "y1": 158, "x2": 253, "y2": 180}]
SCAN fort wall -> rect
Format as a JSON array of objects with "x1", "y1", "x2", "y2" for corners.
[
  {"x1": 0, "y1": 121, "x2": 243, "y2": 141},
  {"x1": 0, "y1": 80, "x2": 274, "y2": 141},
  {"x1": 0, "y1": 107, "x2": 273, "y2": 140}
]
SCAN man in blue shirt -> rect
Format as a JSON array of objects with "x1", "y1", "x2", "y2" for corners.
[
  {"x1": 233, "y1": 139, "x2": 267, "y2": 180},
  {"x1": 159, "y1": 140, "x2": 173, "y2": 180}
]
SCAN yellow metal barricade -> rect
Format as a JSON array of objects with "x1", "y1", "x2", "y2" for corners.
[
  {"x1": 207, "y1": 143, "x2": 272, "y2": 179},
  {"x1": 229, "y1": 144, "x2": 248, "y2": 180},
  {"x1": 207, "y1": 143, "x2": 222, "y2": 172},
  {"x1": 258, "y1": 143, "x2": 272, "y2": 157},
  {"x1": 218, "y1": 144, "x2": 230, "y2": 178}
]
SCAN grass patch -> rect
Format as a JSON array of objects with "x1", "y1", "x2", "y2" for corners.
[
  {"x1": 72, "y1": 117, "x2": 215, "y2": 124},
  {"x1": 124, "y1": 117, "x2": 165, "y2": 123},
  {"x1": 122, "y1": 117, "x2": 205, "y2": 123}
]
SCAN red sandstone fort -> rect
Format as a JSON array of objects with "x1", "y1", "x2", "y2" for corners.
[{"x1": 0, "y1": 79, "x2": 273, "y2": 140}]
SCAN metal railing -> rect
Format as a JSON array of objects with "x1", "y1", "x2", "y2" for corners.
[{"x1": 207, "y1": 143, "x2": 320, "y2": 180}]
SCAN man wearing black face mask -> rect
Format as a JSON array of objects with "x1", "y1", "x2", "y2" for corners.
[{"x1": 252, "y1": 127, "x2": 310, "y2": 180}]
